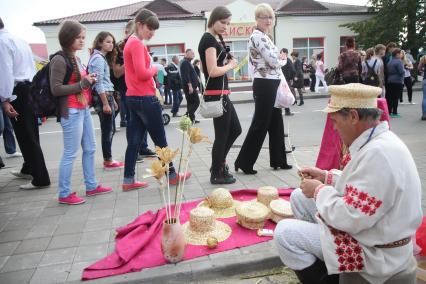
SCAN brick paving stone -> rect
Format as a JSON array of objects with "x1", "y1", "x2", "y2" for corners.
[
  {"x1": 48, "y1": 233, "x2": 82, "y2": 250},
  {"x1": 29, "y1": 263, "x2": 71, "y2": 284},
  {"x1": 0, "y1": 269, "x2": 35, "y2": 284},
  {"x1": 1, "y1": 251, "x2": 43, "y2": 272},
  {"x1": 14, "y1": 237, "x2": 51, "y2": 255},
  {"x1": 39, "y1": 247, "x2": 77, "y2": 267},
  {"x1": 0, "y1": 241, "x2": 20, "y2": 257}
]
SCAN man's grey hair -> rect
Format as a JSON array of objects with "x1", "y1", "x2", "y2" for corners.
[{"x1": 337, "y1": 108, "x2": 382, "y2": 123}]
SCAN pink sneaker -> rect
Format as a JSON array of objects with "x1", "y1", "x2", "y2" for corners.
[
  {"x1": 169, "y1": 172, "x2": 192, "y2": 185},
  {"x1": 104, "y1": 161, "x2": 124, "y2": 170},
  {"x1": 86, "y1": 185, "x2": 113, "y2": 196},
  {"x1": 122, "y1": 181, "x2": 148, "y2": 192},
  {"x1": 58, "y1": 192, "x2": 85, "y2": 205}
]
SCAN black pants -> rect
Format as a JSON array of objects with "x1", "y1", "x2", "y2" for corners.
[
  {"x1": 386, "y1": 82, "x2": 403, "y2": 114},
  {"x1": 343, "y1": 75, "x2": 359, "y2": 83},
  {"x1": 10, "y1": 82, "x2": 50, "y2": 186},
  {"x1": 97, "y1": 95, "x2": 116, "y2": 161},
  {"x1": 309, "y1": 74, "x2": 316, "y2": 92},
  {"x1": 402, "y1": 76, "x2": 413, "y2": 102},
  {"x1": 235, "y1": 78, "x2": 288, "y2": 169},
  {"x1": 183, "y1": 87, "x2": 200, "y2": 122},
  {"x1": 211, "y1": 96, "x2": 241, "y2": 172}
]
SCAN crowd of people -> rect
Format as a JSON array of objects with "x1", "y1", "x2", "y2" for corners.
[{"x1": 0, "y1": 3, "x2": 424, "y2": 283}]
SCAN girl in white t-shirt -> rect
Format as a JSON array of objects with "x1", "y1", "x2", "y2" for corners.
[{"x1": 314, "y1": 53, "x2": 328, "y2": 93}]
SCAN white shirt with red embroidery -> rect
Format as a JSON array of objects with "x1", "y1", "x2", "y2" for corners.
[{"x1": 315, "y1": 121, "x2": 422, "y2": 283}]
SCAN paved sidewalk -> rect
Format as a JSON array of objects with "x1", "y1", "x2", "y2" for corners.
[
  {"x1": 0, "y1": 137, "x2": 318, "y2": 284},
  {"x1": 0, "y1": 91, "x2": 425, "y2": 283}
]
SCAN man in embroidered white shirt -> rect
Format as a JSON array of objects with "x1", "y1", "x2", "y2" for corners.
[
  {"x1": 274, "y1": 83, "x2": 422, "y2": 284},
  {"x1": 0, "y1": 18, "x2": 50, "y2": 189}
]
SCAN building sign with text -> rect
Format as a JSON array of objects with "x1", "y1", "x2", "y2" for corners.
[{"x1": 224, "y1": 23, "x2": 256, "y2": 38}]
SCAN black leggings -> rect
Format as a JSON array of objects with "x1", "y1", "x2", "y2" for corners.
[
  {"x1": 211, "y1": 96, "x2": 242, "y2": 172},
  {"x1": 402, "y1": 76, "x2": 413, "y2": 102}
]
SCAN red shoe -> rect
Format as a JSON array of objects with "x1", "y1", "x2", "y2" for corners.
[
  {"x1": 86, "y1": 185, "x2": 113, "y2": 196},
  {"x1": 58, "y1": 192, "x2": 85, "y2": 205},
  {"x1": 169, "y1": 172, "x2": 192, "y2": 185},
  {"x1": 104, "y1": 161, "x2": 124, "y2": 170},
  {"x1": 122, "y1": 181, "x2": 149, "y2": 192}
]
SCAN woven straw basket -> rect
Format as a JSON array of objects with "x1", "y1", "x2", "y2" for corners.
[{"x1": 235, "y1": 201, "x2": 269, "y2": 230}]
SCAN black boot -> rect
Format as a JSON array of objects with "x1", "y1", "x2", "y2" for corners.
[
  {"x1": 210, "y1": 166, "x2": 236, "y2": 184},
  {"x1": 294, "y1": 259, "x2": 339, "y2": 284},
  {"x1": 223, "y1": 162, "x2": 233, "y2": 179},
  {"x1": 298, "y1": 94, "x2": 304, "y2": 106},
  {"x1": 0, "y1": 156, "x2": 4, "y2": 169}
]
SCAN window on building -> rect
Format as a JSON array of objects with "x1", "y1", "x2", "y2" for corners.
[
  {"x1": 340, "y1": 36, "x2": 355, "y2": 53},
  {"x1": 225, "y1": 40, "x2": 250, "y2": 81},
  {"x1": 292, "y1": 37, "x2": 324, "y2": 61},
  {"x1": 147, "y1": 43, "x2": 185, "y2": 63}
]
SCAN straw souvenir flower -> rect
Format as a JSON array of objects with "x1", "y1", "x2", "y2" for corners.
[
  {"x1": 155, "y1": 146, "x2": 179, "y2": 165},
  {"x1": 145, "y1": 160, "x2": 167, "y2": 181},
  {"x1": 188, "y1": 127, "x2": 210, "y2": 144}
]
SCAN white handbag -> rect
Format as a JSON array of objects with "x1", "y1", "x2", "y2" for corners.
[
  {"x1": 274, "y1": 73, "x2": 295, "y2": 108},
  {"x1": 199, "y1": 51, "x2": 225, "y2": 119}
]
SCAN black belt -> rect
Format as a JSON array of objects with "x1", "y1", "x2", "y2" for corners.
[
  {"x1": 14, "y1": 80, "x2": 31, "y2": 87},
  {"x1": 375, "y1": 237, "x2": 411, "y2": 248}
]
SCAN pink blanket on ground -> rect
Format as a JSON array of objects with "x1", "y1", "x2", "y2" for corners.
[
  {"x1": 316, "y1": 98, "x2": 390, "y2": 170},
  {"x1": 82, "y1": 189, "x2": 293, "y2": 280}
]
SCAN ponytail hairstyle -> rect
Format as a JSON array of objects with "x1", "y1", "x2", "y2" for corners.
[
  {"x1": 365, "y1": 48, "x2": 374, "y2": 61},
  {"x1": 208, "y1": 6, "x2": 233, "y2": 60},
  {"x1": 92, "y1": 31, "x2": 117, "y2": 68},
  {"x1": 58, "y1": 20, "x2": 86, "y2": 104}
]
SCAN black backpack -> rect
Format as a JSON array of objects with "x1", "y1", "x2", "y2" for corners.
[
  {"x1": 364, "y1": 60, "x2": 380, "y2": 87},
  {"x1": 29, "y1": 51, "x2": 73, "y2": 117}
]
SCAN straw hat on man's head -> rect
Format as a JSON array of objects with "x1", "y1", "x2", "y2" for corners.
[
  {"x1": 323, "y1": 83, "x2": 382, "y2": 113},
  {"x1": 182, "y1": 207, "x2": 232, "y2": 245},
  {"x1": 198, "y1": 188, "x2": 240, "y2": 218}
]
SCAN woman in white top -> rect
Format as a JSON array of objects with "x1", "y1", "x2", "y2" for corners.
[
  {"x1": 314, "y1": 53, "x2": 328, "y2": 93},
  {"x1": 401, "y1": 50, "x2": 414, "y2": 104},
  {"x1": 234, "y1": 3, "x2": 292, "y2": 174}
]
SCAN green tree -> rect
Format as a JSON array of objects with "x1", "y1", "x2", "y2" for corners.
[{"x1": 342, "y1": 0, "x2": 425, "y2": 58}]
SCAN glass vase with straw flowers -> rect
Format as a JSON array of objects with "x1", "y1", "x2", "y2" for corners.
[{"x1": 144, "y1": 116, "x2": 210, "y2": 263}]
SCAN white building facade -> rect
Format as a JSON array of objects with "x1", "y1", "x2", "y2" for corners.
[{"x1": 35, "y1": 0, "x2": 373, "y2": 81}]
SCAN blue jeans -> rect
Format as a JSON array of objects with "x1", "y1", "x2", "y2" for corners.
[
  {"x1": 124, "y1": 96, "x2": 169, "y2": 184},
  {"x1": 1, "y1": 106, "x2": 17, "y2": 154},
  {"x1": 422, "y1": 80, "x2": 426, "y2": 117},
  {"x1": 118, "y1": 89, "x2": 129, "y2": 124},
  {"x1": 171, "y1": 89, "x2": 183, "y2": 114},
  {"x1": 97, "y1": 96, "x2": 116, "y2": 161},
  {"x1": 59, "y1": 108, "x2": 97, "y2": 198}
]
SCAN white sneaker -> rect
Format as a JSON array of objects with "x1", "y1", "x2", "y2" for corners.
[
  {"x1": 5, "y1": 152, "x2": 22, "y2": 158},
  {"x1": 410, "y1": 102, "x2": 416, "y2": 105},
  {"x1": 19, "y1": 182, "x2": 49, "y2": 190},
  {"x1": 11, "y1": 170, "x2": 33, "y2": 180}
]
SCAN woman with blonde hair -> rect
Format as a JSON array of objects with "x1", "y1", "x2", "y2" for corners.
[
  {"x1": 50, "y1": 20, "x2": 112, "y2": 205},
  {"x1": 198, "y1": 6, "x2": 241, "y2": 184},
  {"x1": 400, "y1": 50, "x2": 414, "y2": 104},
  {"x1": 234, "y1": 3, "x2": 291, "y2": 174}
]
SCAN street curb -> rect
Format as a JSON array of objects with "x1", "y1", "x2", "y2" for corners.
[
  {"x1": 163, "y1": 94, "x2": 330, "y2": 110},
  {"x1": 68, "y1": 250, "x2": 283, "y2": 283}
]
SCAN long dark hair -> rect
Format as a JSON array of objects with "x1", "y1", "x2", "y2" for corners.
[
  {"x1": 208, "y1": 6, "x2": 233, "y2": 60},
  {"x1": 58, "y1": 20, "x2": 86, "y2": 104},
  {"x1": 92, "y1": 31, "x2": 117, "y2": 67}
]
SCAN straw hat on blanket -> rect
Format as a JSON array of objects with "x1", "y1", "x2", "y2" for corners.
[
  {"x1": 269, "y1": 199, "x2": 293, "y2": 223},
  {"x1": 198, "y1": 188, "x2": 241, "y2": 218},
  {"x1": 182, "y1": 207, "x2": 232, "y2": 245},
  {"x1": 236, "y1": 201, "x2": 270, "y2": 230}
]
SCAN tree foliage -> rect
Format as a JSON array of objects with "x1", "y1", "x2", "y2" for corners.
[{"x1": 342, "y1": 0, "x2": 425, "y2": 58}]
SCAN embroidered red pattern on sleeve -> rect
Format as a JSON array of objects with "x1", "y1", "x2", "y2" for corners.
[
  {"x1": 343, "y1": 185, "x2": 383, "y2": 216},
  {"x1": 330, "y1": 227, "x2": 364, "y2": 272}
]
